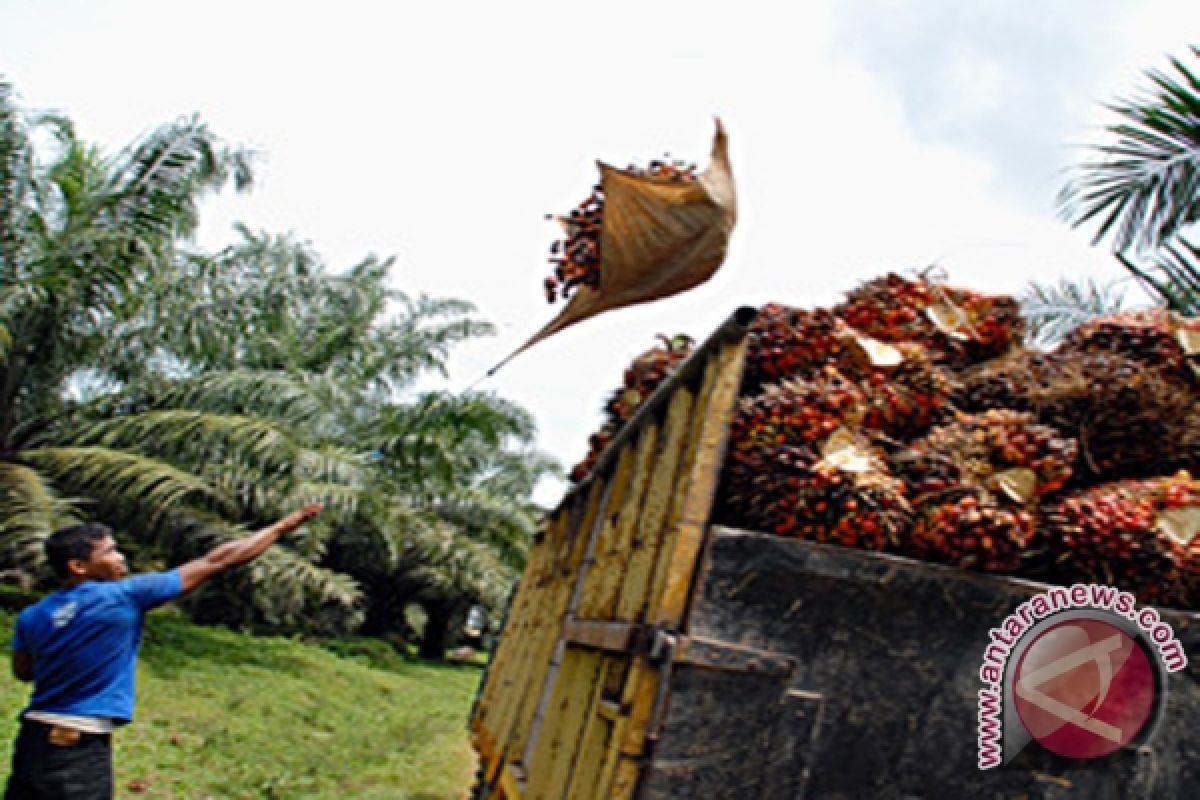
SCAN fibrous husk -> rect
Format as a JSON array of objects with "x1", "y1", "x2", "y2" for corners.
[
  {"x1": 1057, "y1": 308, "x2": 1199, "y2": 383},
  {"x1": 960, "y1": 348, "x2": 1199, "y2": 483}
]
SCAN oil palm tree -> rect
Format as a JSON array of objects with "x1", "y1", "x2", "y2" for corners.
[{"x1": 0, "y1": 79, "x2": 251, "y2": 577}]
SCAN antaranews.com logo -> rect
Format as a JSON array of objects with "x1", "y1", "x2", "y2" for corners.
[{"x1": 977, "y1": 583, "x2": 1187, "y2": 768}]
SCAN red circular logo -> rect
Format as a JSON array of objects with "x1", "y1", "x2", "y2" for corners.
[{"x1": 1012, "y1": 618, "x2": 1157, "y2": 759}]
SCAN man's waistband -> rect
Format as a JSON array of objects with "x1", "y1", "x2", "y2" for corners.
[{"x1": 21, "y1": 717, "x2": 112, "y2": 745}]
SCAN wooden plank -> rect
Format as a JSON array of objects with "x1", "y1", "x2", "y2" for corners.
[
  {"x1": 576, "y1": 450, "x2": 643, "y2": 618},
  {"x1": 562, "y1": 619, "x2": 639, "y2": 653},
  {"x1": 525, "y1": 646, "x2": 607, "y2": 799},
  {"x1": 578, "y1": 424, "x2": 660, "y2": 619},
  {"x1": 651, "y1": 339, "x2": 747, "y2": 628},
  {"x1": 497, "y1": 508, "x2": 576, "y2": 762},
  {"x1": 644, "y1": 356, "x2": 719, "y2": 622},
  {"x1": 565, "y1": 656, "x2": 622, "y2": 800},
  {"x1": 521, "y1": 473, "x2": 614, "y2": 767},
  {"x1": 473, "y1": 529, "x2": 551, "y2": 737},
  {"x1": 615, "y1": 387, "x2": 695, "y2": 622},
  {"x1": 509, "y1": 504, "x2": 594, "y2": 760}
]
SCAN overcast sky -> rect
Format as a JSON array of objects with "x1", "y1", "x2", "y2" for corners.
[{"x1": 3, "y1": 1, "x2": 1197, "y2": 504}]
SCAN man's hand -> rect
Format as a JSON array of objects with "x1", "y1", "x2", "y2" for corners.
[
  {"x1": 179, "y1": 503, "x2": 326, "y2": 594},
  {"x1": 278, "y1": 503, "x2": 324, "y2": 534}
]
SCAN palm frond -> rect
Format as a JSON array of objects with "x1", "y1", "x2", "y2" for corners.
[
  {"x1": 70, "y1": 410, "x2": 301, "y2": 473},
  {"x1": 1059, "y1": 47, "x2": 1200, "y2": 252},
  {"x1": 151, "y1": 370, "x2": 328, "y2": 427},
  {"x1": 22, "y1": 446, "x2": 232, "y2": 518},
  {"x1": 1019, "y1": 277, "x2": 1133, "y2": 348},
  {"x1": 109, "y1": 116, "x2": 254, "y2": 242},
  {"x1": 0, "y1": 461, "x2": 79, "y2": 576}
]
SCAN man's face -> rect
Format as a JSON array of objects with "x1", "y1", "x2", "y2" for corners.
[{"x1": 71, "y1": 535, "x2": 129, "y2": 582}]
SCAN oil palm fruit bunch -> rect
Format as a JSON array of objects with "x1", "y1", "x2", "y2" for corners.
[
  {"x1": 543, "y1": 157, "x2": 698, "y2": 304},
  {"x1": 854, "y1": 342, "x2": 960, "y2": 441},
  {"x1": 743, "y1": 304, "x2": 846, "y2": 390},
  {"x1": 1058, "y1": 308, "x2": 1198, "y2": 382},
  {"x1": 893, "y1": 410, "x2": 1077, "y2": 502},
  {"x1": 833, "y1": 273, "x2": 1023, "y2": 368},
  {"x1": 605, "y1": 334, "x2": 695, "y2": 423},
  {"x1": 960, "y1": 349, "x2": 1197, "y2": 483},
  {"x1": 1038, "y1": 473, "x2": 1198, "y2": 608},
  {"x1": 729, "y1": 368, "x2": 865, "y2": 451},
  {"x1": 716, "y1": 428, "x2": 911, "y2": 550},
  {"x1": 568, "y1": 334, "x2": 695, "y2": 483},
  {"x1": 908, "y1": 490, "x2": 1036, "y2": 573}
]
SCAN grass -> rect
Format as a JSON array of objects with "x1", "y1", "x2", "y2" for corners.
[{"x1": 0, "y1": 609, "x2": 483, "y2": 799}]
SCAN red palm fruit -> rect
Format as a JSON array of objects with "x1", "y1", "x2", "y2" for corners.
[
  {"x1": 894, "y1": 410, "x2": 1077, "y2": 503},
  {"x1": 908, "y1": 490, "x2": 1035, "y2": 573},
  {"x1": 1038, "y1": 473, "x2": 1198, "y2": 609}
]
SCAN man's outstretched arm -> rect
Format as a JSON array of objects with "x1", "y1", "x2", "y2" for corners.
[{"x1": 178, "y1": 503, "x2": 324, "y2": 594}]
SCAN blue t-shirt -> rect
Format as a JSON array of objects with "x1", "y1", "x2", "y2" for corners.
[{"x1": 11, "y1": 571, "x2": 182, "y2": 723}]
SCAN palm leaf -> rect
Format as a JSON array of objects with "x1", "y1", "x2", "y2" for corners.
[
  {"x1": 0, "y1": 461, "x2": 80, "y2": 576},
  {"x1": 70, "y1": 410, "x2": 301, "y2": 473},
  {"x1": 22, "y1": 446, "x2": 232, "y2": 518},
  {"x1": 1059, "y1": 47, "x2": 1200, "y2": 252},
  {"x1": 1019, "y1": 277, "x2": 1132, "y2": 348}
]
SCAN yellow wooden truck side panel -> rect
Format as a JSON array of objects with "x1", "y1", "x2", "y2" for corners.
[{"x1": 469, "y1": 317, "x2": 751, "y2": 800}]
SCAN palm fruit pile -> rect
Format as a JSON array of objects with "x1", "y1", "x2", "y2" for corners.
[
  {"x1": 568, "y1": 334, "x2": 695, "y2": 482},
  {"x1": 568, "y1": 271, "x2": 1198, "y2": 608},
  {"x1": 543, "y1": 157, "x2": 698, "y2": 304},
  {"x1": 712, "y1": 272, "x2": 1197, "y2": 609}
]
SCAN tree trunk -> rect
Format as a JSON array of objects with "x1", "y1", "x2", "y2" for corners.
[{"x1": 419, "y1": 603, "x2": 454, "y2": 660}]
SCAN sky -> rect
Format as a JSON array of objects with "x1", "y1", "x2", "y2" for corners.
[{"x1": 3, "y1": 1, "x2": 1198, "y2": 505}]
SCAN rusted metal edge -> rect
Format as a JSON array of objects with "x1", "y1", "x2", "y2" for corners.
[{"x1": 550, "y1": 305, "x2": 758, "y2": 516}]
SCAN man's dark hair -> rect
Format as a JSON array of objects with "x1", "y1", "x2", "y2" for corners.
[{"x1": 45, "y1": 523, "x2": 111, "y2": 579}]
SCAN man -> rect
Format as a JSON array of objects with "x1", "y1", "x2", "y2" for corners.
[{"x1": 6, "y1": 503, "x2": 323, "y2": 799}]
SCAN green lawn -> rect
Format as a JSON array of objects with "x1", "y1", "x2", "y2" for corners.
[{"x1": 0, "y1": 609, "x2": 482, "y2": 799}]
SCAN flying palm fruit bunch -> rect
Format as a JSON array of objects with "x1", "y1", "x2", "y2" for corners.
[
  {"x1": 833, "y1": 272, "x2": 1024, "y2": 368},
  {"x1": 543, "y1": 156, "x2": 699, "y2": 303},
  {"x1": 960, "y1": 349, "x2": 1199, "y2": 483},
  {"x1": 893, "y1": 410, "x2": 1078, "y2": 573},
  {"x1": 714, "y1": 371, "x2": 911, "y2": 550},
  {"x1": 1037, "y1": 472, "x2": 1198, "y2": 609},
  {"x1": 1057, "y1": 308, "x2": 1199, "y2": 383},
  {"x1": 568, "y1": 334, "x2": 696, "y2": 483}
]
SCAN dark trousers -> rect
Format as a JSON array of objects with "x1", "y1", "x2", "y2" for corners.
[{"x1": 4, "y1": 720, "x2": 112, "y2": 800}]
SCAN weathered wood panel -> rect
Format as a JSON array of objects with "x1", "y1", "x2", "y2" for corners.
[{"x1": 679, "y1": 528, "x2": 1200, "y2": 799}]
